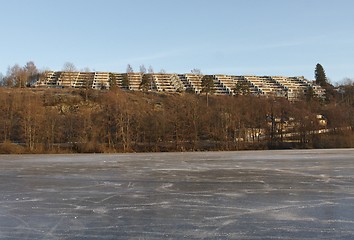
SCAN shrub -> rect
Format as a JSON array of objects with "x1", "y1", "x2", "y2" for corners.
[{"x1": 0, "y1": 141, "x2": 25, "y2": 154}]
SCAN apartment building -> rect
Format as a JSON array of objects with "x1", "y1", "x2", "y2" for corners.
[{"x1": 35, "y1": 71, "x2": 325, "y2": 100}]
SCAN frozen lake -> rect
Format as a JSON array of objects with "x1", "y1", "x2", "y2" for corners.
[{"x1": 1, "y1": 149, "x2": 354, "y2": 239}]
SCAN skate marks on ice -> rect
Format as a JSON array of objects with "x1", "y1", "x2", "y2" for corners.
[{"x1": 0, "y1": 149, "x2": 354, "y2": 239}]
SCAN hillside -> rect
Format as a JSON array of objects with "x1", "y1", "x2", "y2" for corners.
[{"x1": 0, "y1": 87, "x2": 353, "y2": 153}]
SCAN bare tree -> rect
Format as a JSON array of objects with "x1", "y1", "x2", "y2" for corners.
[
  {"x1": 126, "y1": 64, "x2": 134, "y2": 73},
  {"x1": 3, "y1": 62, "x2": 39, "y2": 88},
  {"x1": 0, "y1": 90, "x2": 17, "y2": 142},
  {"x1": 148, "y1": 66, "x2": 154, "y2": 90},
  {"x1": 81, "y1": 67, "x2": 91, "y2": 72},
  {"x1": 6, "y1": 64, "x2": 27, "y2": 88},
  {"x1": 191, "y1": 68, "x2": 202, "y2": 75},
  {"x1": 62, "y1": 62, "x2": 77, "y2": 72},
  {"x1": 139, "y1": 65, "x2": 146, "y2": 73},
  {"x1": 0, "y1": 73, "x2": 4, "y2": 86},
  {"x1": 24, "y1": 61, "x2": 39, "y2": 86},
  {"x1": 62, "y1": 62, "x2": 77, "y2": 87},
  {"x1": 20, "y1": 92, "x2": 45, "y2": 151}
]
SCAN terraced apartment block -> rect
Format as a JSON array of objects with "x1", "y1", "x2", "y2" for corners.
[{"x1": 35, "y1": 71, "x2": 325, "y2": 101}]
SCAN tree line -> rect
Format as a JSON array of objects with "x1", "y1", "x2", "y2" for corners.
[
  {"x1": 0, "y1": 86, "x2": 353, "y2": 154},
  {"x1": 0, "y1": 62, "x2": 353, "y2": 153}
]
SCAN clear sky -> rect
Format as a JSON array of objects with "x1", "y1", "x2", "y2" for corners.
[{"x1": 0, "y1": 0, "x2": 353, "y2": 83}]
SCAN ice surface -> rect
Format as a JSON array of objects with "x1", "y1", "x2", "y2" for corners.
[{"x1": 0, "y1": 149, "x2": 354, "y2": 239}]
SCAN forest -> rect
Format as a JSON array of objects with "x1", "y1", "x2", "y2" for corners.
[{"x1": 0, "y1": 85, "x2": 353, "y2": 154}]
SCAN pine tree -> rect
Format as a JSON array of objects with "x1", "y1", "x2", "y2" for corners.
[
  {"x1": 315, "y1": 63, "x2": 327, "y2": 87},
  {"x1": 233, "y1": 81, "x2": 250, "y2": 96},
  {"x1": 201, "y1": 75, "x2": 214, "y2": 107},
  {"x1": 140, "y1": 74, "x2": 151, "y2": 91},
  {"x1": 121, "y1": 74, "x2": 130, "y2": 89}
]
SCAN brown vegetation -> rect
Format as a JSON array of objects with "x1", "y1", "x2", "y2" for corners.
[{"x1": 0, "y1": 87, "x2": 353, "y2": 154}]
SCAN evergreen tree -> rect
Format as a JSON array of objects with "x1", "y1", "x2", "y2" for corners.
[
  {"x1": 140, "y1": 74, "x2": 151, "y2": 91},
  {"x1": 121, "y1": 74, "x2": 130, "y2": 89},
  {"x1": 305, "y1": 86, "x2": 316, "y2": 102},
  {"x1": 233, "y1": 81, "x2": 250, "y2": 96},
  {"x1": 201, "y1": 75, "x2": 214, "y2": 107},
  {"x1": 109, "y1": 73, "x2": 118, "y2": 90},
  {"x1": 315, "y1": 63, "x2": 327, "y2": 87}
]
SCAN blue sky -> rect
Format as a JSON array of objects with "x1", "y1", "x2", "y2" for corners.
[{"x1": 0, "y1": 0, "x2": 353, "y2": 83}]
